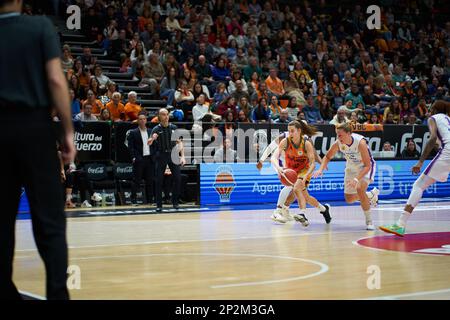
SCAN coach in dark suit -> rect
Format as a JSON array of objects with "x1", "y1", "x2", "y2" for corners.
[
  {"x1": 127, "y1": 111, "x2": 155, "y2": 205},
  {"x1": 149, "y1": 108, "x2": 185, "y2": 212}
]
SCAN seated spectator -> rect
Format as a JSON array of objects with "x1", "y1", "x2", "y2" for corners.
[
  {"x1": 160, "y1": 67, "x2": 178, "y2": 106},
  {"x1": 383, "y1": 112, "x2": 397, "y2": 124},
  {"x1": 237, "y1": 110, "x2": 250, "y2": 123},
  {"x1": 212, "y1": 82, "x2": 229, "y2": 111},
  {"x1": 329, "y1": 106, "x2": 349, "y2": 126},
  {"x1": 273, "y1": 109, "x2": 291, "y2": 124},
  {"x1": 237, "y1": 96, "x2": 253, "y2": 119},
  {"x1": 402, "y1": 139, "x2": 420, "y2": 159},
  {"x1": 124, "y1": 91, "x2": 142, "y2": 121},
  {"x1": 228, "y1": 71, "x2": 249, "y2": 94},
  {"x1": 318, "y1": 97, "x2": 333, "y2": 123},
  {"x1": 231, "y1": 80, "x2": 251, "y2": 104},
  {"x1": 100, "y1": 81, "x2": 118, "y2": 105},
  {"x1": 243, "y1": 56, "x2": 262, "y2": 82},
  {"x1": 265, "y1": 68, "x2": 285, "y2": 97},
  {"x1": 269, "y1": 95, "x2": 282, "y2": 121},
  {"x1": 284, "y1": 71, "x2": 307, "y2": 106},
  {"x1": 105, "y1": 92, "x2": 125, "y2": 121},
  {"x1": 61, "y1": 46, "x2": 74, "y2": 74},
  {"x1": 83, "y1": 90, "x2": 104, "y2": 116},
  {"x1": 192, "y1": 94, "x2": 220, "y2": 132},
  {"x1": 70, "y1": 89, "x2": 81, "y2": 118},
  {"x1": 212, "y1": 58, "x2": 231, "y2": 83},
  {"x1": 140, "y1": 53, "x2": 165, "y2": 95},
  {"x1": 303, "y1": 96, "x2": 324, "y2": 124},
  {"x1": 88, "y1": 77, "x2": 101, "y2": 97},
  {"x1": 251, "y1": 97, "x2": 271, "y2": 123},
  {"x1": 93, "y1": 64, "x2": 111, "y2": 92},
  {"x1": 74, "y1": 104, "x2": 98, "y2": 121},
  {"x1": 181, "y1": 68, "x2": 196, "y2": 92},
  {"x1": 216, "y1": 96, "x2": 238, "y2": 120},
  {"x1": 365, "y1": 113, "x2": 380, "y2": 125},
  {"x1": 214, "y1": 138, "x2": 239, "y2": 163},
  {"x1": 406, "y1": 112, "x2": 421, "y2": 125},
  {"x1": 195, "y1": 55, "x2": 214, "y2": 86},
  {"x1": 286, "y1": 96, "x2": 301, "y2": 120},
  {"x1": 345, "y1": 84, "x2": 365, "y2": 110},
  {"x1": 379, "y1": 141, "x2": 396, "y2": 158},
  {"x1": 99, "y1": 108, "x2": 112, "y2": 122},
  {"x1": 174, "y1": 81, "x2": 195, "y2": 118}
]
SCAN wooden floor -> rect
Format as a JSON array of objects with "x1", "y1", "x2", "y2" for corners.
[{"x1": 13, "y1": 201, "x2": 450, "y2": 300}]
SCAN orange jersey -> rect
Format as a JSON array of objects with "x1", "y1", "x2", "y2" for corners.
[
  {"x1": 105, "y1": 101, "x2": 125, "y2": 121},
  {"x1": 124, "y1": 102, "x2": 142, "y2": 121},
  {"x1": 284, "y1": 137, "x2": 310, "y2": 175}
]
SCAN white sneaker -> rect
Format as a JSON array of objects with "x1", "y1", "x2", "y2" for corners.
[
  {"x1": 81, "y1": 200, "x2": 92, "y2": 208},
  {"x1": 280, "y1": 207, "x2": 294, "y2": 221},
  {"x1": 366, "y1": 222, "x2": 375, "y2": 231},
  {"x1": 271, "y1": 208, "x2": 288, "y2": 223},
  {"x1": 293, "y1": 213, "x2": 310, "y2": 227},
  {"x1": 91, "y1": 193, "x2": 102, "y2": 202},
  {"x1": 368, "y1": 187, "x2": 379, "y2": 207}
]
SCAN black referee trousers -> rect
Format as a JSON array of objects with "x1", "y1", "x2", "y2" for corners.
[
  {"x1": 0, "y1": 108, "x2": 69, "y2": 300},
  {"x1": 154, "y1": 152, "x2": 181, "y2": 208}
]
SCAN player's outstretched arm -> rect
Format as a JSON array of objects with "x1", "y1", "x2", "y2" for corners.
[
  {"x1": 312, "y1": 141, "x2": 339, "y2": 178},
  {"x1": 413, "y1": 117, "x2": 438, "y2": 174}
]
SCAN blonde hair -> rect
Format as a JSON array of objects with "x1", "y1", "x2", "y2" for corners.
[{"x1": 335, "y1": 121, "x2": 353, "y2": 133}]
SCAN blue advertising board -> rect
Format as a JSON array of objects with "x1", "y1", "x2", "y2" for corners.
[{"x1": 200, "y1": 160, "x2": 450, "y2": 206}]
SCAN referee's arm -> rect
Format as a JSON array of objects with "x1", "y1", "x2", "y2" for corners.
[{"x1": 46, "y1": 58, "x2": 76, "y2": 164}]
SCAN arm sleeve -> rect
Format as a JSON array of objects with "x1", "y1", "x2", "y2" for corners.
[
  {"x1": 41, "y1": 16, "x2": 61, "y2": 62},
  {"x1": 260, "y1": 137, "x2": 281, "y2": 162}
]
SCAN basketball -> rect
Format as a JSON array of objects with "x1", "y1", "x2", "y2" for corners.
[{"x1": 279, "y1": 169, "x2": 297, "y2": 186}]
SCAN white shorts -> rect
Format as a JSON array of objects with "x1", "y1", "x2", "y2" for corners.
[
  {"x1": 344, "y1": 162, "x2": 376, "y2": 194},
  {"x1": 423, "y1": 149, "x2": 450, "y2": 182}
]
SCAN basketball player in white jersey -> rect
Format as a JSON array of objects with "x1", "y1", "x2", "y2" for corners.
[
  {"x1": 380, "y1": 100, "x2": 450, "y2": 236},
  {"x1": 312, "y1": 122, "x2": 379, "y2": 230}
]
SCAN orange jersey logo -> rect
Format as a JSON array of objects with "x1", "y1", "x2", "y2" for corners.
[{"x1": 284, "y1": 138, "x2": 309, "y2": 174}]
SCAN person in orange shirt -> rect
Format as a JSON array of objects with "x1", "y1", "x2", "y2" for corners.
[
  {"x1": 265, "y1": 68, "x2": 285, "y2": 98},
  {"x1": 82, "y1": 90, "x2": 104, "y2": 116},
  {"x1": 124, "y1": 91, "x2": 142, "y2": 121},
  {"x1": 105, "y1": 92, "x2": 125, "y2": 121}
]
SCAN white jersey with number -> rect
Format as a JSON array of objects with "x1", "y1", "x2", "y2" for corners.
[
  {"x1": 336, "y1": 133, "x2": 376, "y2": 194},
  {"x1": 423, "y1": 113, "x2": 450, "y2": 182},
  {"x1": 337, "y1": 133, "x2": 375, "y2": 170}
]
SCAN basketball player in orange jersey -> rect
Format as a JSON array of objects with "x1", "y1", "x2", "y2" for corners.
[
  {"x1": 271, "y1": 121, "x2": 329, "y2": 226},
  {"x1": 313, "y1": 122, "x2": 378, "y2": 230}
]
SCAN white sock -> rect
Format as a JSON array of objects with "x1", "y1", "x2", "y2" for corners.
[
  {"x1": 397, "y1": 211, "x2": 411, "y2": 227},
  {"x1": 364, "y1": 210, "x2": 372, "y2": 225},
  {"x1": 316, "y1": 203, "x2": 326, "y2": 212},
  {"x1": 299, "y1": 209, "x2": 306, "y2": 215},
  {"x1": 366, "y1": 190, "x2": 373, "y2": 199},
  {"x1": 277, "y1": 186, "x2": 293, "y2": 207}
]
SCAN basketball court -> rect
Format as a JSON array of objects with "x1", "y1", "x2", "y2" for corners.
[{"x1": 14, "y1": 199, "x2": 450, "y2": 300}]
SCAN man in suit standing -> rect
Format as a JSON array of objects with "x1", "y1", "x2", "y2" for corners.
[{"x1": 127, "y1": 111, "x2": 155, "y2": 205}]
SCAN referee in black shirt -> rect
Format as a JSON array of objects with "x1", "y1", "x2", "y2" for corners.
[
  {"x1": 149, "y1": 108, "x2": 185, "y2": 212},
  {"x1": 0, "y1": 0, "x2": 76, "y2": 300}
]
